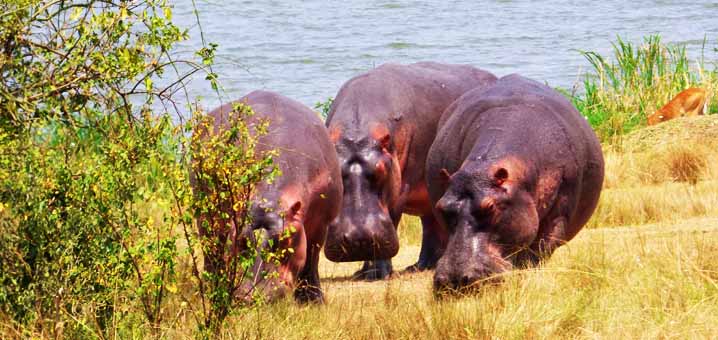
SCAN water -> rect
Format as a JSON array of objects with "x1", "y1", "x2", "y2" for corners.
[{"x1": 171, "y1": 0, "x2": 718, "y2": 109}]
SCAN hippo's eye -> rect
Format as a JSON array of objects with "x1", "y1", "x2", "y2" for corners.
[
  {"x1": 436, "y1": 199, "x2": 460, "y2": 229},
  {"x1": 443, "y1": 210, "x2": 458, "y2": 229}
]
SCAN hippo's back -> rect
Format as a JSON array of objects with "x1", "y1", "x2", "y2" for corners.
[
  {"x1": 327, "y1": 62, "x2": 497, "y2": 126},
  {"x1": 209, "y1": 90, "x2": 341, "y2": 195},
  {"x1": 434, "y1": 74, "x2": 601, "y2": 169}
]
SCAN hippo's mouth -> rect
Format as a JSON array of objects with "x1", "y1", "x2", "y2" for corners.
[
  {"x1": 433, "y1": 273, "x2": 506, "y2": 298},
  {"x1": 324, "y1": 237, "x2": 399, "y2": 262},
  {"x1": 433, "y1": 244, "x2": 513, "y2": 295}
]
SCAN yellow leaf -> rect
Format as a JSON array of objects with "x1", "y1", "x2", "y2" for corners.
[
  {"x1": 70, "y1": 7, "x2": 83, "y2": 21},
  {"x1": 163, "y1": 6, "x2": 172, "y2": 20}
]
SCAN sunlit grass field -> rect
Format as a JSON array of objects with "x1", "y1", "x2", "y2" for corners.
[
  {"x1": 143, "y1": 116, "x2": 718, "y2": 339},
  {"x1": 182, "y1": 217, "x2": 718, "y2": 339}
]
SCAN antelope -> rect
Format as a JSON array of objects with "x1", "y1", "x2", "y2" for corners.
[{"x1": 647, "y1": 87, "x2": 707, "y2": 125}]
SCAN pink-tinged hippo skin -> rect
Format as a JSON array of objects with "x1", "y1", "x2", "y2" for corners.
[
  {"x1": 324, "y1": 62, "x2": 497, "y2": 280},
  {"x1": 194, "y1": 90, "x2": 342, "y2": 303},
  {"x1": 427, "y1": 75, "x2": 604, "y2": 293}
]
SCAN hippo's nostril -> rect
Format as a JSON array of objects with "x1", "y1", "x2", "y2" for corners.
[
  {"x1": 460, "y1": 275, "x2": 472, "y2": 287},
  {"x1": 433, "y1": 273, "x2": 449, "y2": 290},
  {"x1": 450, "y1": 277, "x2": 460, "y2": 290}
]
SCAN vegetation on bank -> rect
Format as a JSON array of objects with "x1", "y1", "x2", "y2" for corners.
[
  {"x1": 1, "y1": 1, "x2": 717, "y2": 338},
  {"x1": 568, "y1": 35, "x2": 718, "y2": 144},
  {"x1": 0, "y1": 1, "x2": 282, "y2": 338}
]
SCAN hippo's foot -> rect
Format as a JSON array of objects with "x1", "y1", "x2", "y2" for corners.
[
  {"x1": 405, "y1": 215, "x2": 444, "y2": 273},
  {"x1": 294, "y1": 284, "x2": 324, "y2": 304},
  {"x1": 404, "y1": 257, "x2": 438, "y2": 273},
  {"x1": 352, "y1": 260, "x2": 393, "y2": 281},
  {"x1": 405, "y1": 251, "x2": 441, "y2": 273}
]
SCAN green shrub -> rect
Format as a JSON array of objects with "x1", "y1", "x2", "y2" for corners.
[
  {"x1": 187, "y1": 102, "x2": 283, "y2": 337},
  {"x1": 0, "y1": 1, "x2": 282, "y2": 338}
]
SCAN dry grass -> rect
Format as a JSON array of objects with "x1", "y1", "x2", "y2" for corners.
[
  {"x1": 182, "y1": 116, "x2": 718, "y2": 339},
  {"x1": 5, "y1": 216, "x2": 718, "y2": 339},
  {"x1": 168, "y1": 217, "x2": 718, "y2": 340},
  {"x1": 588, "y1": 115, "x2": 718, "y2": 228}
]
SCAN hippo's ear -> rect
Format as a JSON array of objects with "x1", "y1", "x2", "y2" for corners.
[
  {"x1": 493, "y1": 167, "x2": 509, "y2": 187},
  {"x1": 379, "y1": 133, "x2": 391, "y2": 152},
  {"x1": 438, "y1": 168, "x2": 453, "y2": 185},
  {"x1": 289, "y1": 201, "x2": 302, "y2": 221}
]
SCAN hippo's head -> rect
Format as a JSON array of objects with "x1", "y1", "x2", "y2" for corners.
[
  {"x1": 433, "y1": 160, "x2": 539, "y2": 293},
  {"x1": 236, "y1": 198, "x2": 305, "y2": 304},
  {"x1": 324, "y1": 123, "x2": 401, "y2": 262}
]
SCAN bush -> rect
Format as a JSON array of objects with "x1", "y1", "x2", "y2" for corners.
[
  {"x1": 0, "y1": 1, "x2": 281, "y2": 338},
  {"x1": 187, "y1": 102, "x2": 283, "y2": 337},
  {"x1": 314, "y1": 97, "x2": 334, "y2": 120}
]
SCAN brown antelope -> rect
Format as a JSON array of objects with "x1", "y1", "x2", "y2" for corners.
[{"x1": 647, "y1": 87, "x2": 707, "y2": 125}]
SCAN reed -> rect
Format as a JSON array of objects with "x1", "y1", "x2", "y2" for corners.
[{"x1": 571, "y1": 35, "x2": 718, "y2": 144}]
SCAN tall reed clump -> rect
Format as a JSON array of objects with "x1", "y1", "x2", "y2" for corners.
[{"x1": 571, "y1": 35, "x2": 718, "y2": 144}]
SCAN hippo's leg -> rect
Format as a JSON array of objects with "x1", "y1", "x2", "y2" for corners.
[
  {"x1": 352, "y1": 260, "x2": 394, "y2": 281},
  {"x1": 352, "y1": 212, "x2": 402, "y2": 281},
  {"x1": 294, "y1": 243, "x2": 324, "y2": 303},
  {"x1": 405, "y1": 214, "x2": 445, "y2": 272},
  {"x1": 518, "y1": 215, "x2": 568, "y2": 266},
  {"x1": 537, "y1": 216, "x2": 568, "y2": 257}
]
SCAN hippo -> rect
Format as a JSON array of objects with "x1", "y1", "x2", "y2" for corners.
[
  {"x1": 427, "y1": 75, "x2": 604, "y2": 292},
  {"x1": 324, "y1": 62, "x2": 497, "y2": 280},
  {"x1": 194, "y1": 90, "x2": 342, "y2": 303}
]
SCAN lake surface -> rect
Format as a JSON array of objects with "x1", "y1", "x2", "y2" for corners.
[{"x1": 172, "y1": 0, "x2": 718, "y2": 109}]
